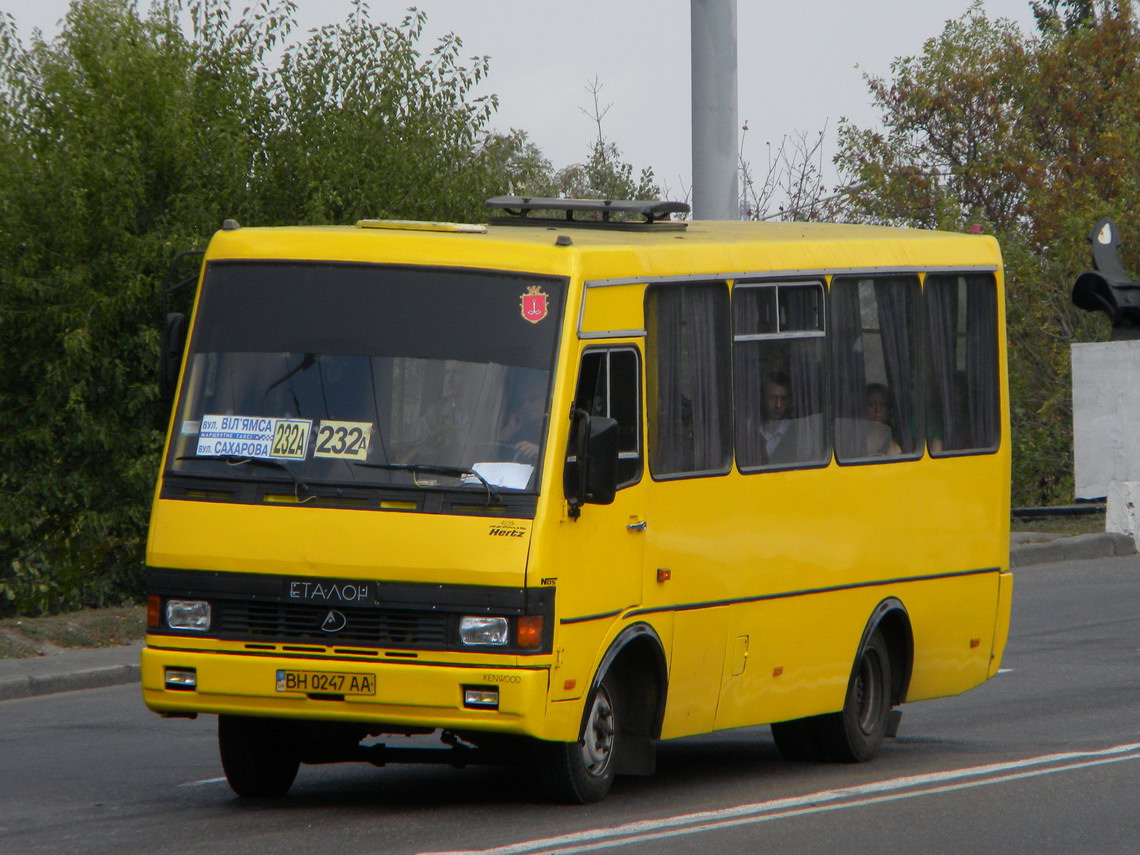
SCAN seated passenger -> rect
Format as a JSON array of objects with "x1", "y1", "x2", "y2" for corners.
[
  {"x1": 866, "y1": 383, "x2": 901, "y2": 456},
  {"x1": 760, "y1": 371, "x2": 799, "y2": 465},
  {"x1": 498, "y1": 374, "x2": 545, "y2": 462}
]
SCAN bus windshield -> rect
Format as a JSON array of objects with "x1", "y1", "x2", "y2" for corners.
[{"x1": 166, "y1": 262, "x2": 565, "y2": 492}]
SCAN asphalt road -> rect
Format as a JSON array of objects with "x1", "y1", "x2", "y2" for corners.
[{"x1": 2, "y1": 554, "x2": 1137, "y2": 854}]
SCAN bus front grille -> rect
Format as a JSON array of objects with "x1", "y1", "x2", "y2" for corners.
[{"x1": 217, "y1": 601, "x2": 449, "y2": 649}]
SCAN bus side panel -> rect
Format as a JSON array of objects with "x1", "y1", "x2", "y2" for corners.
[
  {"x1": 659, "y1": 606, "x2": 730, "y2": 739},
  {"x1": 644, "y1": 450, "x2": 1008, "y2": 734},
  {"x1": 546, "y1": 619, "x2": 614, "y2": 704},
  {"x1": 712, "y1": 572, "x2": 1003, "y2": 731},
  {"x1": 988, "y1": 570, "x2": 1014, "y2": 678},
  {"x1": 713, "y1": 594, "x2": 857, "y2": 732},
  {"x1": 903, "y1": 572, "x2": 1002, "y2": 701}
]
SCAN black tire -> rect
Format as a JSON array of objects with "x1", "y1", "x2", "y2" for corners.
[
  {"x1": 218, "y1": 715, "x2": 300, "y2": 798},
  {"x1": 538, "y1": 675, "x2": 620, "y2": 804},
  {"x1": 814, "y1": 629, "x2": 893, "y2": 762},
  {"x1": 771, "y1": 717, "x2": 823, "y2": 761}
]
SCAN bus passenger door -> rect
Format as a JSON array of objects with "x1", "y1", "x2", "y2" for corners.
[{"x1": 556, "y1": 347, "x2": 646, "y2": 629}]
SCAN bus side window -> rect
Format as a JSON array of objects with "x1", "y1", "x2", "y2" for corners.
[
  {"x1": 573, "y1": 348, "x2": 643, "y2": 486},
  {"x1": 925, "y1": 273, "x2": 1000, "y2": 454},
  {"x1": 831, "y1": 275, "x2": 922, "y2": 462},
  {"x1": 645, "y1": 282, "x2": 732, "y2": 477},
  {"x1": 733, "y1": 281, "x2": 829, "y2": 470}
]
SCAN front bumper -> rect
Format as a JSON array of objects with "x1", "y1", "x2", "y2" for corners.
[{"x1": 141, "y1": 644, "x2": 556, "y2": 738}]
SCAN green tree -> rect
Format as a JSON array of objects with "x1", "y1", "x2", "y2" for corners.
[
  {"x1": 0, "y1": 0, "x2": 524, "y2": 614},
  {"x1": 480, "y1": 128, "x2": 559, "y2": 198},
  {"x1": 832, "y1": 0, "x2": 1140, "y2": 505},
  {"x1": 0, "y1": 0, "x2": 280, "y2": 613},
  {"x1": 554, "y1": 78, "x2": 660, "y2": 201},
  {"x1": 253, "y1": 6, "x2": 500, "y2": 224},
  {"x1": 739, "y1": 124, "x2": 830, "y2": 221}
]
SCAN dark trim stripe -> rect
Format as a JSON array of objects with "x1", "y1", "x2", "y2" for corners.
[
  {"x1": 624, "y1": 567, "x2": 1001, "y2": 619},
  {"x1": 559, "y1": 608, "x2": 628, "y2": 626},
  {"x1": 558, "y1": 567, "x2": 1001, "y2": 625}
]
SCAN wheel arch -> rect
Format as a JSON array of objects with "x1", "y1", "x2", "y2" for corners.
[
  {"x1": 592, "y1": 622, "x2": 668, "y2": 736},
  {"x1": 588, "y1": 622, "x2": 667, "y2": 775},
  {"x1": 861, "y1": 598, "x2": 914, "y2": 706}
]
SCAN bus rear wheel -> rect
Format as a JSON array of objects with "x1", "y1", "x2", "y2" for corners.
[
  {"x1": 815, "y1": 629, "x2": 893, "y2": 762},
  {"x1": 218, "y1": 715, "x2": 300, "y2": 798},
  {"x1": 538, "y1": 675, "x2": 620, "y2": 803}
]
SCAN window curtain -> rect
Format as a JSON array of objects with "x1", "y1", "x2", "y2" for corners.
[
  {"x1": 648, "y1": 289, "x2": 685, "y2": 473},
  {"x1": 874, "y1": 278, "x2": 919, "y2": 454},
  {"x1": 784, "y1": 286, "x2": 826, "y2": 462},
  {"x1": 965, "y1": 276, "x2": 1000, "y2": 449},
  {"x1": 649, "y1": 284, "x2": 730, "y2": 475},
  {"x1": 733, "y1": 291, "x2": 766, "y2": 467},
  {"x1": 926, "y1": 279, "x2": 960, "y2": 450},
  {"x1": 830, "y1": 279, "x2": 868, "y2": 459}
]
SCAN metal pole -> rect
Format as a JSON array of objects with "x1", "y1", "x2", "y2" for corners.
[{"x1": 691, "y1": 0, "x2": 738, "y2": 220}]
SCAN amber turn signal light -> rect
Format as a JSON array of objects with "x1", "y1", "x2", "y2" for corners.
[{"x1": 517, "y1": 615, "x2": 544, "y2": 649}]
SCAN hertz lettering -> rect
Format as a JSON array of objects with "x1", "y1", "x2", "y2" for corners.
[
  {"x1": 482, "y1": 673, "x2": 522, "y2": 684},
  {"x1": 487, "y1": 527, "x2": 526, "y2": 538}
]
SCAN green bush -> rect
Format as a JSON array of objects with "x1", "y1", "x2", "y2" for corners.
[{"x1": 0, "y1": 0, "x2": 520, "y2": 616}]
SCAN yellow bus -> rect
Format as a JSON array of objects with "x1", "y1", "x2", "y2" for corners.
[{"x1": 143, "y1": 197, "x2": 1012, "y2": 803}]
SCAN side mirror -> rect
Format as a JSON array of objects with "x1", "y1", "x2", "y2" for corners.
[
  {"x1": 160, "y1": 312, "x2": 187, "y2": 399},
  {"x1": 565, "y1": 409, "x2": 619, "y2": 515}
]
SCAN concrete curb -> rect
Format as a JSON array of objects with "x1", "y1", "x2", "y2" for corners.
[
  {"x1": 0, "y1": 662, "x2": 141, "y2": 702},
  {"x1": 1009, "y1": 532, "x2": 1136, "y2": 568},
  {"x1": 0, "y1": 643, "x2": 144, "y2": 702}
]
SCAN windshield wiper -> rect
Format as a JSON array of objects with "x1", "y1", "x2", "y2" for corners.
[
  {"x1": 265, "y1": 353, "x2": 318, "y2": 394},
  {"x1": 175, "y1": 454, "x2": 313, "y2": 502},
  {"x1": 354, "y1": 462, "x2": 503, "y2": 504}
]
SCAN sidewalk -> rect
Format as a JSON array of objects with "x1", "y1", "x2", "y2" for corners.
[
  {"x1": 0, "y1": 641, "x2": 143, "y2": 702},
  {"x1": 1, "y1": 532, "x2": 1136, "y2": 702}
]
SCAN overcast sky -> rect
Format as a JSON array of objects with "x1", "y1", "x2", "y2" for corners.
[{"x1": 5, "y1": 0, "x2": 1040, "y2": 198}]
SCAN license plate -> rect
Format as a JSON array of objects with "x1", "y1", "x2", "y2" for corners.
[{"x1": 275, "y1": 670, "x2": 376, "y2": 695}]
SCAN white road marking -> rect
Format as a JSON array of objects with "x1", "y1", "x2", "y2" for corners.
[
  {"x1": 418, "y1": 742, "x2": 1140, "y2": 855},
  {"x1": 178, "y1": 776, "x2": 227, "y2": 788}
]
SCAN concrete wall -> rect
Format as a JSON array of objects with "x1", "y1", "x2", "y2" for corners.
[{"x1": 1072, "y1": 340, "x2": 1140, "y2": 499}]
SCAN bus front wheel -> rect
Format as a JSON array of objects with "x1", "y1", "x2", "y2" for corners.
[
  {"x1": 538, "y1": 675, "x2": 620, "y2": 803},
  {"x1": 218, "y1": 715, "x2": 300, "y2": 798}
]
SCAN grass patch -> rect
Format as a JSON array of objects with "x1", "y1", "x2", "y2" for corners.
[
  {"x1": 0, "y1": 606, "x2": 146, "y2": 658},
  {"x1": 1010, "y1": 512, "x2": 1104, "y2": 537},
  {"x1": 0, "y1": 633, "x2": 43, "y2": 659}
]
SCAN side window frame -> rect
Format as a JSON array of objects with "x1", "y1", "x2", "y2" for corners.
[
  {"x1": 923, "y1": 272, "x2": 1001, "y2": 457},
  {"x1": 829, "y1": 273, "x2": 924, "y2": 466},
  {"x1": 732, "y1": 279, "x2": 830, "y2": 472},
  {"x1": 572, "y1": 346, "x2": 643, "y2": 489},
  {"x1": 645, "y1": 281, "x2": 733, "y2": 480}
]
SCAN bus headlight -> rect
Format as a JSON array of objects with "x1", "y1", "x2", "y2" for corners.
[
  {"x1": 165, "y1": 599, "x2": 211, "y2": 631},
  {"x1": 459, "y1": 616, "x2": 509, "y2": 646}
]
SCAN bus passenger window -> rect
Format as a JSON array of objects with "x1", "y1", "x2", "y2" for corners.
[
  {"x1": 925, "y1": 273, "x2": 1000, "y2": 454},
  {"x1": 831, "y1": 275, "x2": 922, "y2": 463},
  {"x1": 734, "y1": 282, "x2": 828, "y2": 470},
  {"x1": 573, "y1": 348, "x2": 642, "y2": 486},
  {"x1": 646, "y1": 283, "x2": 732, "y2": 477}
]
